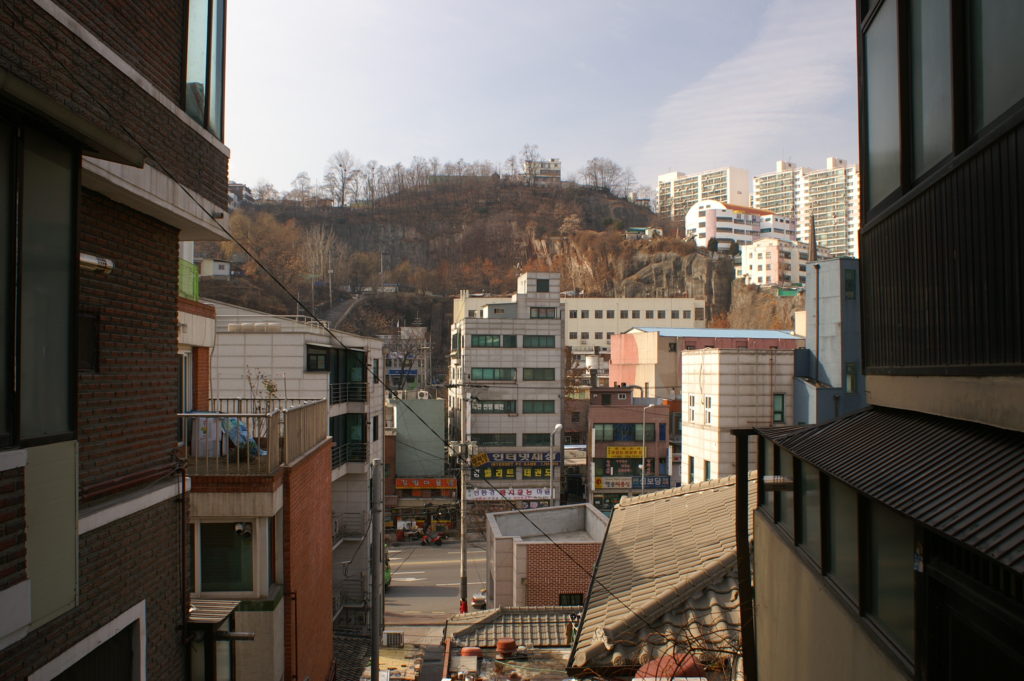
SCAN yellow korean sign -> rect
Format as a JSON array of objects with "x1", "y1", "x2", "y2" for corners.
[{"x1": 607, "y1": 446, "x2": 645, "y2": 458}]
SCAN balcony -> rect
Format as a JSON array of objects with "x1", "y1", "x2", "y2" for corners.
[
  {"x1": 181, "y1": 398, "x2": 328, "y2": 476},
  {"x1": 333, "y1": 511, "x2": 368, "y2": 544},
  {"x1": 331, "y1": 441, "x2": 367, "y2": 468},
  {"x1": 330, "y1": 382, "x2": 367, "y2": 404}
]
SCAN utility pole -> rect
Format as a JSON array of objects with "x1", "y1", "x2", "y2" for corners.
[
  {"x1": 459, "y1": 442, "x2": 468, "y2": 613},
  {"x1": 370, "y1": 459, "x2": 382, "y2": 681},
  {"x1": 548, "y1": 423, "x2": 562, "y2": 506}
]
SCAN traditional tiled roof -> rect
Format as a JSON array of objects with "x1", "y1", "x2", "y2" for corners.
[
  {"x1": 569, "y1": 476, "x2": 754, "y2": 673},
  {"x1": 333, "y1": 628, "x2": 372, "y2": 681},
  {"x1": 449, "y1": 607, "x2": 579, "y2": 648}
]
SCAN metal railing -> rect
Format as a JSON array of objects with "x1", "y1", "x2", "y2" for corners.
[
  {"x1": 178, "y1": 259, "x2": 199, "y2": 301},
  {"x1": 331, "y1": 442, "x2": 367, "y2": 468},
  {"x1": 333, "y1": 511, "x2": 368, "y2": 544},
  {"x1": 181, "y1": 399, "x2": 327, "y2": 476},
  {"x1": 329, "y1": 382, "x2": 367, "y2": 404}
]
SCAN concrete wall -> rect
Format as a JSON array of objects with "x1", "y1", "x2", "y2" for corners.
[
  {"x1": 234, "y1": 601, "x2": 285, "y2": 681},
  {"x1": 755, "y1": 515, "x2": 909, "y2": 681}
]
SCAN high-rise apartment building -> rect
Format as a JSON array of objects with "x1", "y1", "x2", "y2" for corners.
[
  {"x1": 657, "y1": 167, "x2": 750, "y2": 221},
  {"x1": 753, "y1": 157, "x2": 862, "y2": 257}
]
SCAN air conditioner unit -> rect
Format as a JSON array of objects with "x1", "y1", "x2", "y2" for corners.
[
  {"x1": 383, "y1": 630, "x2": 404, "y2": 648},
  {"x1": 417, "y1": 390, "x2": 430, "y2": 399}
]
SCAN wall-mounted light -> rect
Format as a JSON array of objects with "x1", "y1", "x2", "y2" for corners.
[{"x1": 80, "y1": 253, "x2": 114, "y2": 274}]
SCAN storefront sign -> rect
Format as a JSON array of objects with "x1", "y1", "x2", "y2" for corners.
[
  {"x1": 395, "y1": 477, "x2": 457, "y2": 489},
  {"x1": 466, "y1": 487, "x2": 552, "y2": 500},
  {"x1": 595, "y1": 477, "x2": 633, "y2": 489},
  {"x1": 639, "y1": 475, "x2": 671, "y2": 489},
  {"x1": 482, "y1": 451, "x2": 561, "y2": 464},
  {"x1": 606, "y1": 446, "x2": 645, "y2": 458}
]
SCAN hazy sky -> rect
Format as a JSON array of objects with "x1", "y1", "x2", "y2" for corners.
[{"x1": 226, "y1": 0, "x2": 858, "y2": 192}]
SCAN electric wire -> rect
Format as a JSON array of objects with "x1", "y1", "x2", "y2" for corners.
[{"x1": 44, "y1": 49, "x2": 738, "y2": 668}]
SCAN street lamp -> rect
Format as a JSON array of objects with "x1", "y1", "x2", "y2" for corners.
[
  {"x1": 641, "y1": 405, "x2": 654, "y2": 493},
  {"x1": 549, "y1": 423, "x2": 563, "y2": 507}
]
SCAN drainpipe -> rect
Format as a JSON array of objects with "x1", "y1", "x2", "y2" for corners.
[{"x1": 731, "y1": 428, "x2": 758, "y2": 681}]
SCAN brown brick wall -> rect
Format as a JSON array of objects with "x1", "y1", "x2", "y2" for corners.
[
  {"x1": 0, "y1": 467, "x2": 26, "y2": 590},
  {"x1": 525, "y1": 543, "x2": 601, "y2": 606},
  {"x1": 53, "y1": 0, "x2": 186, "y2": 103},
  {"x1": 77, "y1": 190, "x2": 180, "y2": 502},
  {"x1": 193, "y1": 346, "x2": 210, "y2": 412},
  {"x1": 283, "y1": 441, "x2": 335, "y2": 681},
  {"x1": 0, "y1": 3, "x2": 228, "y2": 206},
  {"x1": 0, "y1": 497, "x2": 187, "y2": 680}
]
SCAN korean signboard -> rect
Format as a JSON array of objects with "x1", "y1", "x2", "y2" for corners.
[
  {"x1": 395, "y1": 478, "x2": 458, "y2": 489},
  {"x1": 466, "y1": 487, "x2": 552, "y2": 500},
  {"x1": 606, "y1": 446, "x2": 645, "y2": 459}
]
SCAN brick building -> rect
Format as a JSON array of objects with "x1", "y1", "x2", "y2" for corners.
[
  {"x1": 485, "y1": 504, "x2": 607, "y2": 608},
  {"x1": 0, "y1": 1, "x2": 231, "y2": 680}
]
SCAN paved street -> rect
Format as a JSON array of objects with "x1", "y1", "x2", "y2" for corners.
[{"x1": 384, "y1": 534, "x2": 487, "y2": 644}]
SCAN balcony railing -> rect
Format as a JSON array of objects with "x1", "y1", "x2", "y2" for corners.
[
  {"x1": 331, "y1": 441, "x2": 367, "y2": 468},
  {"x1": 178, "y1": 259, "x2": 199, "y2": 301},
  {"x1": 329, "y1": 382, "x2": 367, "y2": 404},
  {"x1": 181, "y1": 399, "x2": 327, "y2": 476},
  {"x1": 333, "y1": 511, "x2": 368, "y2": 544}
]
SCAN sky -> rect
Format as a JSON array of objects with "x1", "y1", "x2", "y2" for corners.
[{"x1": 225, "y1": 0, "x2": 858, "y2": 193}]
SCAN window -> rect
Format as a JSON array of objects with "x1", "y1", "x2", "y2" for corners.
[
  {"x1": 688, "y1": 456, "x2": 695, "y2": 484},
  {"x1": 631, "y1": 310, "x2": 640, "y2": 319},
  {"x1": 619, "y1": 310, "x2": 629, "y2": 319},
  {"x1": 867, "y1": 502, "x2": 915, "y2": 655},
  {"x1": 472, "y1": 433, "x2": 516, "y2": 447},
  {"x1": 657, "y1": 310, "x2": 666, "y2": 319},
  {"x1": 595, "y1": 310, "x2": 603, "y2": 319},
  {"x1": 471, "y1": 334, "x2": 502, "y2": 347},
  {"x1": 634, "y1": 423, "x2": 655, "y2": 441},
  {"x1": 773, "y1": 394, "x2": 785, "y2": 423},
  {"x1": 864, "y1": 0, "x2": 900, "y2": 207},
  {"x1": 581, "y1": 310, "x2": 589, "y2": 319},
  {"x1": 185, "y1": 0, "x2": 226, "y2": 138},
  {"x1": 797, "y1": 461, "x2": 822, "y2": 565},
  {"x1": 569, "y1": 310, "x2": 578, "y2": 319},
  {"x1": 530, "y1": 307, "x2": 557, "y2": 319},
  {"x1": 522, "y1": 400, "x2": 555, "y2": 413},
  {"x1": 0, "y1": 123, "x2": 77, "y2": 447},
  {"x1": 779, "y1": 450, "x2": 795, "y2": 536},
  {"x1": 536, "y1": 278, "x2": 550, "y2": 292},
  {"x1": 606, "y1": 310, "x2": 614, "y2": 318},
  {"x1": 559, "y1": 593, "x2": 584, "y2": 606},
  {"x1": 843, "y1": 268, "x2": 857, "y2": 300},
  {"x1": 645, "y1": 310, "x2": 654, "y2": 319},
  {"x1": 694, "y1": 308, "x2": 704, "y2": 321},
  {"x1": 523, "y1": 368, "x2": 555, "y2": 381},
  {"x1": 523, "y1": 335, "x2": 555, "y2": 348},
  {"x1": 671, "y1": 310, "x2": 680, "y2": 319},
  {"x1": 372, "y1": 415, "x2": 379, "y2": 441},
  {"x1": 200, "y1": 522, "x2": 253, "y2": 591},
  {"x1": 703, "y1": 460, "x2": 711, "y2": 481},
  {"x1": 470, "y1": 367, "x2": 516, "y2": 381},
  {"x1": 570, "y1": 411, "x2": 581, "y2": 423},
  {"x1": 523, "y1": 433, "x2": 552, "y2": 446},
  {"x1": 503, "y1": 335, "x2": 517, "y2": 348},
  {"x1": 568, "y1": 332, "x2": 578, "y2": 340},
  {"x1": 683, "y1": 310, "x2": 692, "y2": 319},
  {"x1": 910, "y1": 0, "x2": 952, "y2": 176},
  {"x1": 595, "y1": 332, "x2": 603, "y2": 340},
  {"x1": 593, "y1": 423, "x2": 614, "y2": 441},
  {"x1": 581, "y1": 332, "x2": 589, "y2": 340},
  {"x1": 971, "y1": 0, "x2": 1024, "y2": 133},
  {"x1": 826, "y1": 478, "x2": 860, "y2": 602},
  {"x1": 306, "y1": 345, "x2": 329, "y2": 371},
  {"x1": 472, "y1": 400, "x2": 516, "y2": 414},
  {"x1": 688, "y1": 395, "x2": 695, "y2": 421},
  {"x1": 704, "y1": 396, "x2": 712, "y2": 424},
  {"x1": 830, "y1": 362, "x2": 856, "y2": 401}
]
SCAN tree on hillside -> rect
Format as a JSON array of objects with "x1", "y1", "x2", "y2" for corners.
[
  {"x1": 579, "y1": 157, "x2": 630, "y2": 196},
  {"x1": 521, "y1": 143, "x2": 540, "y2": 184},
  {"x1": 324, "y1": 150, "x2": 360, "y2": 207}
]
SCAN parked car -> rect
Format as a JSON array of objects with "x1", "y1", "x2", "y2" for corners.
[{"x1": 471, "y1": 589, "x2": 487, "y2": 609}]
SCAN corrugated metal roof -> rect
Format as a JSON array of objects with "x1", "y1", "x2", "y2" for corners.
[
  {"x1": 630, "y1": 327, "x2": 801, "y2": 340},
  {"x1": 759, "y1": 407, "x2": 1024, "y2": 573},
  {"x1": 188, "y1": 599, "x2": 239, "y2": 625},
  {"x1": 449, "y1": 607, "x2": 579, "y2": 648},
  {"x1": 570, "y1": 476, "x2": 754, "y2": 671}
]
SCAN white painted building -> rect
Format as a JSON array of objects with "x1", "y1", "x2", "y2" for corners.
[
  {"x1": 563, "y1": 297, "x2": 706, "y2": 356},
  {"x1": 449, "y1": 272, "x2": 565, "y2": 515},
  {"x1": 753, "y1": 157, "x2": 861, "y2": 258},
  {"x1": 736, "y1": 237, "x2": 822, "y2": 287},
  {"x1": 679, "y1": 348, "x2": 795, "y2": 482},
  {"x1": 684, "y1": 199, "x2": 789, "y2": 249},
  {"x1": 657, "y1": 167, "x2": 750, "y2": 221},
  {"x1": 204, "y1": 299, "x2": 385, "y2": 626}
]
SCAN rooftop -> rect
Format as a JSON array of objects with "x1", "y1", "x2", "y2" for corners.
[{"x1": 629, "y1": 327, "x2": 801, "y2": 340}]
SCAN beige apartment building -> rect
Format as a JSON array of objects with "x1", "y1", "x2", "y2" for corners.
[{"x1": 657, "y1": 166, "x2": 750, "y2": 221}]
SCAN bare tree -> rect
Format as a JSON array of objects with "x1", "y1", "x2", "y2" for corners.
[
  {"x1": 252, "y1": 181, "x2": 280, "y2": 201},
  {"x1": 324, "y1": 150, "x2": 360, "y2": 207},
  {"x1": 520, "y1": 143, "x2": 540, "y2": 184}
]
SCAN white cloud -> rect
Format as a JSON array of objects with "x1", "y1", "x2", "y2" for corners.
[{"x1": 641, "y1": 0, "x2": 857, "y2": 178}]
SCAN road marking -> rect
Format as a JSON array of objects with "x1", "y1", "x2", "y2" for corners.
[
  {"x1": 391, "y1": 577, "x2": 425, "y2": 582},
  {"x1": 393, "y1": 571, "x2": 425, "y2": 575},
  {"x1": 435, "y1": 582, "x2": 485, "y2": 587}
]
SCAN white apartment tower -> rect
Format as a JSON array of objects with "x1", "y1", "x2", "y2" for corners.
[
  {"x1": 753, "y1": 158, "x2": 862, "y2": 258},
  {"x1": 657, "y1": 167, "x2": 750, "y2": 221}
]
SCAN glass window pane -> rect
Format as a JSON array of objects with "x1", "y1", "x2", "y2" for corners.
[
  {"x1": 971, "y1": 0, "x2": 1024, "y2": 131},
  {"x1": 911, "y1": 0, "x2": 953, "y2": 176},
  {"x1": 864, "y1": 0, "x2": 901, "y2": 207},
  {"x1": 207, "y1": 0, "x2": 226, "y2": 138},
  {"x1": 869, "y1": 503, "x2": 915, "y2": 655},
  {"x1": 185, "y1": 0, "x2": 210, "y2": 125},
  {"x1": 20, "y1": 130, "x2": 74, "y2": 440},
  {"x1": 827, "y1": 479, "x2": 859, "y2": 601},
  {"x1": 201, "y1": 523, "x2": 253, "y2": 591},
  {"x1": 0, "y1": 120, "x2": 10, "y2": 444},
  {"x1": 799, "y1": 462, "x2": 822, "y2": 565},
  {"x1": 779, "y1": 451, "x2": 795, "y2": 537}
]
